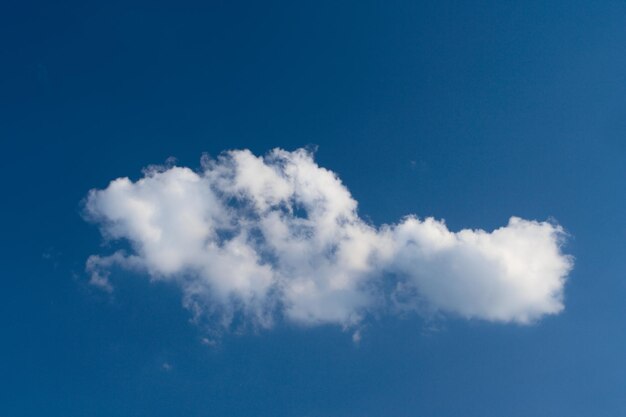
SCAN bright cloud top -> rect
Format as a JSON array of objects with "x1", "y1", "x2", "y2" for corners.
[{"x1": 84, "y1": 148, "x2": 573, "y2": 331}]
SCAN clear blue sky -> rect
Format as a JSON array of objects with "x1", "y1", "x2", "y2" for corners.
[{"x1": 1, "y1": 1, "x2": 625, "y2": 416}]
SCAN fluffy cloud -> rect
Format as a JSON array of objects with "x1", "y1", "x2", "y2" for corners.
[{"x1": 84, "y1": 148, "x2": 573, "y2": 331}]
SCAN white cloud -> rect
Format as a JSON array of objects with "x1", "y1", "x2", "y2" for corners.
[{"x1": 84, "y1": 148, "x2": 573, "y2": 332}]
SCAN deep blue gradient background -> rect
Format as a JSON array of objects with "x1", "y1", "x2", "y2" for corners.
[{"x1": 1, "y1": 1, "x2": 625, "y2": 416}]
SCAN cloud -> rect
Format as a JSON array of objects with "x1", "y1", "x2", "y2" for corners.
[{"x1": 84, "y1": 148, "x2": 573, "y2": 332}]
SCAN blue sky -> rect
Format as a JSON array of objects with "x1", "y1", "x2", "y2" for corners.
[{"x1": 1, "y1": 1, "x2": 626, "y2": 416}]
